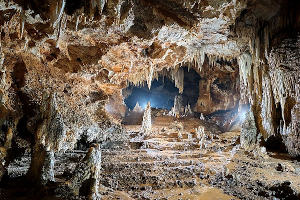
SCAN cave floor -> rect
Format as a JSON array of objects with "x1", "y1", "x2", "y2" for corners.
[
  {"x1": 3, "y1": 116, "x2": 300, "y2": 199},
  {"x1": 99, "y1": 117, "x2": 300, "y2": 199}
]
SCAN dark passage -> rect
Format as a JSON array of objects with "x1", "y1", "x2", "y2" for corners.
[
  {"x1": 124, "y1": 76, "x2": 179, "y2": 110},
  {"x1": 181, "y1": 67, "x2": 201, "y2": 107},
  {"x1": 123, "y1": 67, "x2": 201, "y2": 110}
]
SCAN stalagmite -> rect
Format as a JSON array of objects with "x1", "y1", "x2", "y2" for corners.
[
  {"x1": 195, "y1": 126, "x2": 206, "y2": 149},
  {"x1": 133, "y1": 102, "x2": 143, "y2": 112},
  {"x1": 169, "y1": 95, "x2": 183, "y2": 117},
  {"x1": 65, "y1": 144, "x2": 102, "y2": 200},
  {"x1": 27, "y1": 94, "x2": 66, "y2": 185},
  {"x1": 240, "y1": 111, "x2": 259, "y2": 151},
  {"x1": 184, "y1": 104, "x2": 193, "y2": 116},
  {"x1": 200, "y1": 113, "x2": 205, "y2": 120},
  {"x1": 141, "y1": 102, "x2": 151, "y2": 135}
]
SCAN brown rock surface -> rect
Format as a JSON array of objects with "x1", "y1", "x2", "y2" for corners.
[{"x1": 0, "y1": 0, "x2": 300, "y2": 199}]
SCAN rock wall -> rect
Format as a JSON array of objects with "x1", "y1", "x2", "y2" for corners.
[
  {"x1": 193, "y1": 59, "x2": 240, "y2": 115},
  {"x1": 234, "y1": 0, "x2": 300, "y2": 156},
  {"x1": 0, "y1": 0, "x2": 300, "y2": 198}
]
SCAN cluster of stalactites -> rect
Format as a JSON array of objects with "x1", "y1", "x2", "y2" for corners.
[
  {"x1": 127, "y1": 66, "x2": 184, "y2": 93},
  {"x1": 185, "y1": 48, "x2": 205, "y2": 72},
  {"x1": 141, "y1": 102, "x2": 152, "y2": 135},
  {"x1": 126, "y1": 65, "x2": 160, "y2": 89},
  {"x1": 171, "y1": 67, "x2": 184, "y2": 94}
]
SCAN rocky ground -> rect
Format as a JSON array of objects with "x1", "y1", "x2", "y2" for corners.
[{"x1": 1, "y1": 116, "x2": 300, "y2": 200}]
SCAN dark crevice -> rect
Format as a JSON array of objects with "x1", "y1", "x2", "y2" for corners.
[{"x1": 65, "y1": 0, "x2": 84, "y2": 15}]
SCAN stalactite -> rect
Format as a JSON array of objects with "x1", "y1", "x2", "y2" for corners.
[
  {"x1": 141, "y1": 102, "x2": 151, "y2": 136},
  {"x1": 238, "y1": 53, "x2": 252, "y2": 87},
  {"x1": 99, "y1": 0, "x2": 107, "y2": 14},
  {"x1": 261, "y1": 74, "x2": 275, "y2": 138},
  {"x1": 147, "y1": 63, "x2": 154, "y2": 90},
  {"x1": 129, "y1": 60, "x2": 133, "y2": 73},
  {"x1": 19, "y1": 8, "x2": 25, "y2": 39},
  {"x1": 171, "y1": 68, "x2": 184, "y2": 94},
  {"x1": 116, "y1": 0, "x2": 125, "y2": 25},
  {"x1": 75, "y1": 15, "x2": 80, "y2": 31},
  {"x1": 56, "y1": 14, "x2": 67, "y2": 48},
  {"x1": 194, "y1": 48, "x2": 205, "y2": 71},
  {"x1": 53, "y1": 0, "x2": 66, "y2": 28}
]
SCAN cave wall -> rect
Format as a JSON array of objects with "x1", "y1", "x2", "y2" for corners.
[
  {"x1": 0, "y1": 0, "x2": 299, "y2": 197},
  {"x1": 234, "y1": 0, "x2": 300, "y2": 156},
  {"x1": 0, "y1": 0, "x2": 247, "y2": 187},
  {"x1": 193, "y1": 59, "x2": 240, "y2": 115}
]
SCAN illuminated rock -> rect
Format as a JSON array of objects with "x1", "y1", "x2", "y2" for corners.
[
  {"x1": 240, "y1": 111, "x2": 259, "y2": 151},
  {"x1": 141, "y1": 102, "x2": 152, "y2": 136},
  {"x1": 0, "y1": 0, "x2": 300, "y2": 199},
  {"x1": 133, "y1": 102, "x2": 143, "y2": 113}
]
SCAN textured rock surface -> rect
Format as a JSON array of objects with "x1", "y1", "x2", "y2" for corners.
[
  {"x1": 193, "y1": 60, "x2": 240, "y2": 115},
  {"x1": 0, "y1": 0, "x2": 300, "y2": 199},
  {"x1": 233, "y1": 1, "x2": 300, "y2": 156},
  {"x1": 240, "y1": 111, "x2": 259, "y2": 151}
]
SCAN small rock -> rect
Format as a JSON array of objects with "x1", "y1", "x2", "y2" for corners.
[
  {"x1": 276, "y1": 163, "x2": 283, "y2": 172},
  {"x1": 260, "y1": 147, "x2": 267, "y2": 154},
  {"x1": 295, "y1": 167, "x2": 300, "y2": 175}
]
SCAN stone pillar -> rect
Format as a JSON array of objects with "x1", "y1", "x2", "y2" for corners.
[
  {"x1": 67, "y1": 144, "x2": 102, "y2": 200},
  {"x1": 141, "y1": 102, "x2": 152, "y2": 135}
]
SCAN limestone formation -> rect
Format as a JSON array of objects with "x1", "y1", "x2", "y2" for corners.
[
  {"x1": 169, "y1": 95, "x2": 183, "y2": 117},
  {"x1": 133, "y1": 102, "x2": 143, "y2": 113},
  {"x1": 57, "y1": 144, "x2": 102, "y2": 199},
  {"x1": 240, "y1": 111, "x2": 260, "y2": 151},
  {"x1": 0, "y1": 0, "x2": 300, "y2": 199},
  {"x1": 195, "y1": 126, "x2": 206, "y2": 149},
  {"x1": 141, "y1": 102, "x2": 152, "y2": 136}
]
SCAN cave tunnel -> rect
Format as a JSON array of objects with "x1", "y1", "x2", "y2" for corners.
[
  {"x1": 124, "y1": 76, "x2": 179, "y2": 110},
  {"x1": 2, "y1": 0, "x2": 300, "y2": 199},
  {"x1": 120, "y1": 63, "x2": 241, "y2": 129},
  {"x1": 121, "y1": 67, "x2": 202, "y2": 125},
  {"x1": 123, "y1": 67, "x2": 200, "y2": 110}
]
